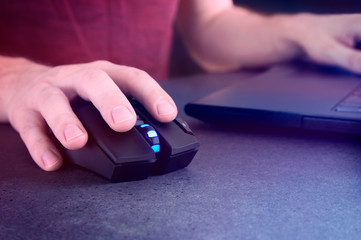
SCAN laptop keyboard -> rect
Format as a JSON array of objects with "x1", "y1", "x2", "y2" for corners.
[{"x1": 335, "y1": 85, "x2": 361, "y2": 113}]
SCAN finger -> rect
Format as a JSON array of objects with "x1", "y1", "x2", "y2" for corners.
[
  {"x1": 89, "y1": 61, "x2": 178, "y2": 123},
  {"x1": 15, "y1": 110, "x2": 63, "y2": 171},
  {"x1": 324, "y1": 42, "x2": 361, "y2": 74},
  {"x1": 306, "y1": 37, "x2": 361, "y2": 74},
  {"x1": 67, "y1": 68, "x2": 137, "y2": 132},
  {"x1": 33, "y1": 84, "x2": 88, "y2": 150}
]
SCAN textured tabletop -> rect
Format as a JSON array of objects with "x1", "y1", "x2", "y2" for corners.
[{"x1": 1, "y1": 70, "x2": 361, "y2": 240}]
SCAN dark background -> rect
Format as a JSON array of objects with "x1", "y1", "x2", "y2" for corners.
[
  {"x1": 170, "y1": 0, "x2": 361, "y2": 77},
  {"x1": 233, "y1": 0, "x2": 361, "y2": 14}
]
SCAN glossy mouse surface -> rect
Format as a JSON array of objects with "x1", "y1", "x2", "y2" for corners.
[{"x1": 61, "y1": 98, "x2": 200, "y2": 182}]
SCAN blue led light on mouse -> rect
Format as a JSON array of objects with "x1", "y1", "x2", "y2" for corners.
[
  {"x1": 151, "y1": 144, "x2": 160, "y2": 153},
  {"x1": 135, "y1": 115, "x2": 161, "y2": 153},
  {"x1": 147, "y1": 130, "x2": 157, "y2": 138}
]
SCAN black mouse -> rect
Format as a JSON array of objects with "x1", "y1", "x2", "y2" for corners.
[{"x1": 61, "y1": 97, "x2": 200, "y2": 182}]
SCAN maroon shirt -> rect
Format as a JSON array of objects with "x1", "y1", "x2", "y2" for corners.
[{"x1": 0, "y1": 0, "x2": 179, "y2": 80}]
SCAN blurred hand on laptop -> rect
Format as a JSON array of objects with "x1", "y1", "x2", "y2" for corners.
[{"x1": 177, "y1": 1, "x2": 361, "y2": 74}]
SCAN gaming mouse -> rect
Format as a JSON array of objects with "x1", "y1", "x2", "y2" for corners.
[{"x1": 61, "y1": 97, "x2": 200, "y2": 182}]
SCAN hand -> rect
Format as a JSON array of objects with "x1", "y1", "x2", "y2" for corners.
[
  {"x1": 283, "y1": 13, "x2": 361, "y2": 73},
  {"x1": 1, "y1": 58, "x2": 177, "y2": 171}
]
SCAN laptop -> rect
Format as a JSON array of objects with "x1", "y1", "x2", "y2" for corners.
[{"x1": 184, "y1": 61, "x2": 361, "y2": 135}]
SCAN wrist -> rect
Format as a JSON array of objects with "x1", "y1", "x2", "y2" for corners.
[
  {"x1": 270, "y1": 13, "x2": 322, "y2": 59},
  {"x1": 267, "y1": 14, "x2": 308, "y2": 61}
]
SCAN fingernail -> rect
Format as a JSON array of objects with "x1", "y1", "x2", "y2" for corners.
[
  {"x1": 157, "y1": 100, "x2": 175, "y2": 116},
  {"x1": 64, "y1": 124, "x2": 84, "y2": 142},
  {"x1": 41, "y1": 150, "x2": 60, "y2": 169},
  {"x1": 111, "y1": 105, "x2": 133, "y2": 124}
]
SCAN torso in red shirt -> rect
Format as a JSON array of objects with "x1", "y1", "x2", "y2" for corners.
[{"x1": 0, "y1": 0, "x2": 179, "y2": 80}]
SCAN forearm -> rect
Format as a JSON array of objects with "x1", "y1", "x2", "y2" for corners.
[{"x1": 177, "y1": 2, "x2": 302, "y2": 71}]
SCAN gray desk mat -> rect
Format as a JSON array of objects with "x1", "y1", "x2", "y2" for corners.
[{"x1": 1, "y1": 70, "x2": 361, "y2": 240}]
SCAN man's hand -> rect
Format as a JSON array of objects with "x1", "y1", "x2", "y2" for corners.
[
  {"x1": 0, "y1": 57, "x2": 177, "y2": 171},
  {"x1": 177, "y1": 0, "x2": 361, "y2": 74},
  {"x1": 281, "y1": 13, "x2": 361, "y2": 74}
]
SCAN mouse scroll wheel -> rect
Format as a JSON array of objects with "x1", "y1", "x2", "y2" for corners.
[
  {"x1": 135, "y1": 114, "x2": 145, "y2": 126},
  {"x1": 136, "y1": 123, "x2": 161, "y2": 153}
]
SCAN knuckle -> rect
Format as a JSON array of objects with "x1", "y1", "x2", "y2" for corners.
[
  {"x1": 127, "y1": 67, "x2": 150, "y2": 81},
  {"x1": 31, "y1": 80, "x2": 52, "y2": 94},
  {"x1": 91, "y1": 60, "x2": 113, "y2": 68},
  {"x1": 146, "y1": 86, "x2": 163, "y2": 99},
  {"x1": 34, "y1": 65, "x2": 78, "y2": 85},
  {"x1": 80, "y1": 69, "x2": 109, "y2": 85},
  {"x1": 19, "y1": 123, "x2": 47, "y2": 151},
  {"x1": 50, "y1": 113, "x2": 74, "y2": 134},
  {"x1": 28, "y1": 138, "x2": 51, "y2": 157},
  {"x1": 125, "y1": 68, "x2": 157, "y2": 94},
  {"x1": 45, "y1": 65, "x2": 71, "y2": 78},
  {"x1": 7, "y1": 103, "x2": 26, "y2": 129},
  {"x1": 18, "y1": 123, "x2": 35, "y2": 142},
  {"x1": 36, "y1": 85, "x2": 67, "y2": 107}
]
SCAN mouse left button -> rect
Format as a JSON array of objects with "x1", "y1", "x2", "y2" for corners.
[{"x1": 65, "y1": 98, "x2": 157, "y2": 182}]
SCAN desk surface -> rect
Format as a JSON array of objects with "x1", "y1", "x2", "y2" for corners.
[{"x1": 1, "y1": 70, "x2": 361, "y2": 240}]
